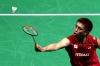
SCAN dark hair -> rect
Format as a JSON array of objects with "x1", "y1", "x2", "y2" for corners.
[{"x1": 77, "y1": 18, "x2": 93, "y2": 34}]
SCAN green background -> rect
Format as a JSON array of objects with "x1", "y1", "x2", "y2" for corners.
[{"x1": 0, "y1": 0, "x2": 100, "y2": 66}]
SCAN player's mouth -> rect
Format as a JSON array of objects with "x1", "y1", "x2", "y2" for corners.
[{"x1": 74, "y1": 32, "x2": 77, "y2": 35}]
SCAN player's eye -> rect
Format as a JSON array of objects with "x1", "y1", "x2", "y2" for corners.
[
  {"x1": 75, "y1": 25, "x2": 83, "y2": 30},
  {"x1": 79, "y1": 27, "x2": 83, "y2": 30}
]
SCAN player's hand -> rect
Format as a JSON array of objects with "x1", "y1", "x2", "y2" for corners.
[{"x1": 35, "y1": 44, "x2": 44, "y2": 52}]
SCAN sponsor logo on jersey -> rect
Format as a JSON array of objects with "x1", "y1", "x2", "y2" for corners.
[
  {"x1": 88, "y1": 46, "x2": 91, "y2": 49},
  {"x1": 75, "y1": 53, "x2": 90, "y2": 56},
  {"x1": 93, "y1": 37, "x2": 96, "y2": 40},
  {"x1": 74, "y1": 45, "x2": 78, "y2": 49}
]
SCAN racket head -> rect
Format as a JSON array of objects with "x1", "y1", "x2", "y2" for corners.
[{"x1": 23, "y1": 26, "x2": 38, "y2": 36}]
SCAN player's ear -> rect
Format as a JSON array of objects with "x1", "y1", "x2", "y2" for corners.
[{"x1": 84, "y1": 31, "x2": 89, "y2": 35}]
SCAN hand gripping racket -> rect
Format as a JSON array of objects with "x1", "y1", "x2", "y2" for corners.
[{"x1": 23, "y1": 26, "x2": 40, "y2": 52}]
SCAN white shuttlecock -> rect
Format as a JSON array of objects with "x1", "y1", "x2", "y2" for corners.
[{"x1": 12, "y1": 6, "x2": 17, "y2": 13}]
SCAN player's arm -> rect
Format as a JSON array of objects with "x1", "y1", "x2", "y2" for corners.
[
  {"x1": 35, "y1": 38, "x2": 70, "y2": 52},
  {"x1": 97, "y1": 39, "x2": 100, "y2": 49}
]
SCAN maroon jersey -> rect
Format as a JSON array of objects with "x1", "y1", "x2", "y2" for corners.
[{"x1": 66, "y1": 34, "x2": 100, "y2": 66}]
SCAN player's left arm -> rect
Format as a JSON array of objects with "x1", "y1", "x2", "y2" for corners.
[{"x1": 97, "y1": 39, "x2": 100, "y2": 49}]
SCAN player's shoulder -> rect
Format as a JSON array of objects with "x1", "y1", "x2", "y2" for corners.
[
  {"x1": 87, "y1": 34, "x2": 97, "y2": 40},
  {"x1": 87, "y1": 34, "x2": 98, "y2": 44},
  {"x1": 67, "y1": 34, "x2": 77, "y2": 44},
  {"x1": 67, "y1": 34, "x2": 76, "y2": 39}
]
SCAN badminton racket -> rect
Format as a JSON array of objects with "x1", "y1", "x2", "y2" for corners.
[{"x1": 23, "y1": 26, "x2": 40, "y2": 52}]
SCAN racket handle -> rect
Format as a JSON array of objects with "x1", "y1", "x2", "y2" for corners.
[{"x1": 35, "y1": 44, "x2": 41, "y2": 52}]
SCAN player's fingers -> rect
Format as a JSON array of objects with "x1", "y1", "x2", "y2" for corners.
[{"x1": 35, "y1": 44, "x2": 42, "y2": 52}]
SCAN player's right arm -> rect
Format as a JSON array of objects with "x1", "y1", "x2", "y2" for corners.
[{"x1": 35, "y1": 38, "x2": 70, "y2": 52}]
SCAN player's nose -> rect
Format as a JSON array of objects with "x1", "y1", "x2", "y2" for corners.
[{"x1": 75, "y1": 27, "x2": 78, "y2": 32}]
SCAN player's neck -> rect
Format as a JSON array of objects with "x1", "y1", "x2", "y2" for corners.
[
  {"x1": 77, "y1": 35, "x2": 86, "y2": 44},
  {"x1": 83, "y1": 37, "x2": 86, "y2": 44}
]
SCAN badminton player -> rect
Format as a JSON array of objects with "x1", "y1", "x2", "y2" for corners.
[{"x1": 36, "y1": 18, "x2": 100, "y2": 66}]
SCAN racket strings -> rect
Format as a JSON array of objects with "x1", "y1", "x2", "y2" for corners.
[{"x1": 23, "y1": 26, "x2": 38, "y2": 36}]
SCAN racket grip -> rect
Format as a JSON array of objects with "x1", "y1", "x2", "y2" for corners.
[{"x1": 35, "y1": 44, "x2": 41, "y2": 52}]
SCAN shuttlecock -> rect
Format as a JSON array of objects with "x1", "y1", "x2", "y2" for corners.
[{"x1": 12, "y1": 6, "x2": 17, "y2": 14}]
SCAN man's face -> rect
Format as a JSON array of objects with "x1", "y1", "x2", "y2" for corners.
[{"x1": 74, "y1": 22, "x2": 87, "y2": 37}]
